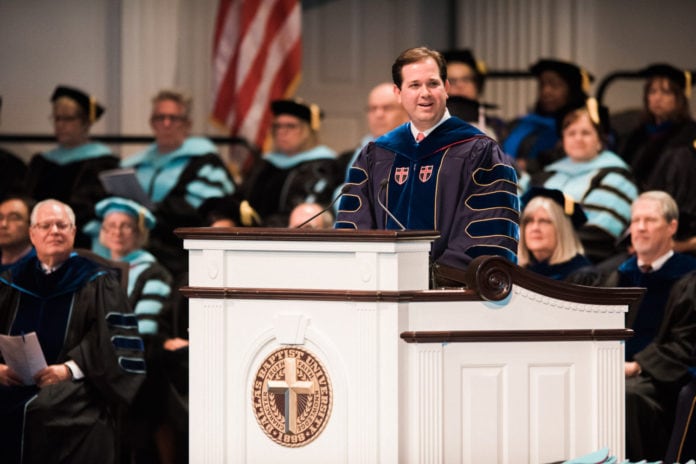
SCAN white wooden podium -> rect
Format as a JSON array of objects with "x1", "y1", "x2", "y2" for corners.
[{"x1": 177, "y1": 228, "x2": 641, "y2": 464}]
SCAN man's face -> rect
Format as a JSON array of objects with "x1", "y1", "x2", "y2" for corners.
[
  {"x1": 395, "y1": 57, "x2": 450, "y2": 132},
  {"x1": 271, "y1": 114, "x2": 310, "y2": 155},
  {"x1": 446, "y1": 62, "x2": 479, "y2": 100},
  {"x1": 150, "y1": 99, "x2": 191, "y2": 153},
  {"x1": 630, "y1": 198, "x2": 677, "y2": 262},
  {"x1": 29, "y1": 202, "x2": 76, "y2": 264},
  {"x1": 366, "y1": 84, "x2": 408, "y2": 138},
  {"x1": 52, "y1": 98, "x2": 89, "y2": 148},
  {"x1": 0, "y1": 199, "x2": 31, "y2": 249},
  {"x1": 537, "y1": 70, "x2": 570, "y2": 114}
]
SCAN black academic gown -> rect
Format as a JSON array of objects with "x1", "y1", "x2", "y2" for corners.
[
  {"x1": 620, "y1": 119, "x2": 696, "y2": 240},
  {"x1": 525, "y1": 254, "x2": 593, "y2": 282},
  {"x1": 0, "y1": 255, "x2": 145, "y2": 464},
  {"x1": 336, "y1": 118, "x2": 520, "y2": 272},
  {"x1": 0, "y1": 149, "x2": 27, "y2": 198},
  {"x1": 242, "y1": 154, "x2": 343, "y2": 227},
  {"x1": 25, "y1": 152, "x2": 119, "y2": 248},
  {"x1": 618, "y1": 254, "x2": 696, "y2": 460}
]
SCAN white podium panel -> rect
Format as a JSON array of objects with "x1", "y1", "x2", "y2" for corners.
[{"x1": 178, "y1": 228, "x2": 641, "y2": 463}]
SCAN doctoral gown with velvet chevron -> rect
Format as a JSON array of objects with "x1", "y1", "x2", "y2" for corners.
[{"x1": 336, "y1": 117, "x2": 520, "y2": 271}]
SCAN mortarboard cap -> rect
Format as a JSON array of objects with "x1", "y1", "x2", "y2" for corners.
[
  {"x1": 271, "y1": 98, "x2": 323, "y2": 131},
  {"x1": 521, "y1": 187, "x2": 587, "y2": 229},
  {"x1": 51, "y1": 85, "x2": 105, "y2": 124},
  {"x1": 530, "y1": 59, "x2": 594, "y2": 95},
  {"x1": 197, "y1": 194, "x2": 262, "y2": 227},
  {"x1": 95, "y1": 196, "x2": 156, "y2": 230},
  {"x1": 640, "y1": 63, "x2": 692, "y2": 98}
]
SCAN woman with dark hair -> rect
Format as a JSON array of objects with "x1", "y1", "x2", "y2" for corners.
[
  {"x1": 502, "y1": 58, "x2": 593, "y2": 173},
  {"x1": 620, "y1": 63, "x2": 696, "y2": 252}
]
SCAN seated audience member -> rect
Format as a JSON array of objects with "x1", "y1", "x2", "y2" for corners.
[
  {"x1": 337, "y1": 82, "x2": 409, "y2": 176},
  {"x1": 0, "y1": 195, "x2": 35, "y2": 272},
  {"x1": 502, "y1": 58, "x2": 593, "y2": 173},
  {"x1": 95, "y1": 196, "x2": 177, "y2": 463},
  {"x1": 0, "y1": 96, "x2": 27, "y2": 198},
  {"x1": 288, "y1": 202, "x2": 334, "y2": 229},
  {"x1": 96, "y1": 197, "x2": 172, "y2": 336},
  {"x1": 527, "y1": 100, "x2": 638, "y2": 263},
  {"x1": 441, "y1": 48, "x2": 504, "y2": 139},
  {"x1": 25, "y1": 85, "x2": 118, "y2": 248},
  {"x1": 121, "y1": 89, "x2": 236, "y2": 277},
  {"x1": 241, "y1": 98, "x2": 343, "y2": 226},
  {"x1": 619, "y1": 64, "x2": 696, "y2": 252},
  {"x1": 197, "y1": 193, "x2": 262, "y2": 228},
  {"x1": 664, "y1": 346, "x2": 696, "y2": 463},
  {"x1": 614, "y1": 191, "x2": 696, "y2": 460},
  {"x1": 335, "y1": 47, "x2": 519, "y2": 280},
  {"x1": 0, "y1": 199, "x2": 145, "y2": 463},
  {"x1": 518, "y1": 187, "x2": 593, "y2": 281}
]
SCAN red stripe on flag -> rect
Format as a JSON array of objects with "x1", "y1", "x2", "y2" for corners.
[{"x1": 211, "y1": 0, "x2": 301, "y2": 149}]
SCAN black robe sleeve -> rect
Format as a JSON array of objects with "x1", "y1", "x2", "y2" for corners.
[{"x1": 634, "y1": 271, "x2": 696, "y2": 384}]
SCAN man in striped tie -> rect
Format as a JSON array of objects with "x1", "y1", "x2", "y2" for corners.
[
  {"x1": 336, "y1": 46, "x2": 520, "y2": 284},
  {"x1": 615, "y1": 190, "x2": 696, "y2": 460}
]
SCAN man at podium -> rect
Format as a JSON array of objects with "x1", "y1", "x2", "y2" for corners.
[{"x1": 335, "y1": 46, "x2": 519, "y2": 277}]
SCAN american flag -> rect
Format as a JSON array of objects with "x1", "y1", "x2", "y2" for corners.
[{"x1": 211, "y1": 0, "x2": 302, "y2": 149}]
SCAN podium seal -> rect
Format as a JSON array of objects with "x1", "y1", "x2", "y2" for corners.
[{"x1": 252, "y1": 347, "x2": 333, "y2": 447}]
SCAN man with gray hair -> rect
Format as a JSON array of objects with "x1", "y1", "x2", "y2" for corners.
[
  {"x1": 121, "y1": 89, "x2": 236, "y2": 277},
  {"x1": 0, "y1": 199, "x2": 145, "y2": 463},
  {"x1": 616, "y1": 191, "x2": 696, "y2": 460}
]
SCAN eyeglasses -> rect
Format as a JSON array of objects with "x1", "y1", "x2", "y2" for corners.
[
  {"x1": 448, "y1": 76, "x2": 476, "y2": 86},
  {"x1": 150, "y1": 114, "x2": 188, "y2": 124},
  {"x1": 0, "y1": 213, "x2": 28, "y2": 224},
  {"x1": 32, "y1": 221, "x2": 74, "y2": 232},
  {"x1": 49, "y1": 115, "x2": 81, "y2": 123},
  {"x1": 366, "y1": 104, "x2": 401, "y2": 114},
  {"x1": 101, "y1": 223, "x2": 136, "y2": 234},
  {"x1": 271, "y1": 122, "x2": 302, "y2": 132}
]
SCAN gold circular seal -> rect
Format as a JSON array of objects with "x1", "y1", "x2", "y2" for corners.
[{"x1": 252, "y1": 347, "x2": 333, "y2": 447}]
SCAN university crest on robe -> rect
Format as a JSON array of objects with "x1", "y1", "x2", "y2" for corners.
[
  {"x1": 394, "y1": 167, "x2": 409, "y2": 185},
  {"x1": 419, "y1": 165, "x2": 433, "y2": 182}
]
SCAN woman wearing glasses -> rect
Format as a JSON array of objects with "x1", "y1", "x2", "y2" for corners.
[
  {"x1": 24, "y1": 85, "x2": 118, "y2": 248},
  {"x1": 95, "y1": 196, "x2": 182, "y2": 463}
]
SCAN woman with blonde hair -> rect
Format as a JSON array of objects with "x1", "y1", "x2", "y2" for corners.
[{"x1": 518, "y1": 187, "x2": 593, "y2": 281}]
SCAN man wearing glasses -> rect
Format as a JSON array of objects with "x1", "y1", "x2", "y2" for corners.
[
  {"x1": 122, "y1": 89, "x2": 236, "y2": 277},
  {"x1": 241, "y1": 98, "x2": 342, "y2": 226},
  {"x1": 24, "y1": 85, "x2": 118, "y2": 248},
  {"x1": 0, "y1": 199, "x2": 145, "y2": 463}
]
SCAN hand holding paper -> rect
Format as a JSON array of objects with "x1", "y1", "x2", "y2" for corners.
[{"x1": 0, "y1": 332, "x2": 47, "y2": 386}]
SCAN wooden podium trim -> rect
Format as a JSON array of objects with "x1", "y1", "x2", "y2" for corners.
[
  {"x1": 175, "y1": 227, "x2": 440, "y2": 242},
  {"x1": 180, "y1": 286, "x2": 482, "y2": 302},
  {"x1": 400, "y1": 329, "x2": 634, "y2": 343}
]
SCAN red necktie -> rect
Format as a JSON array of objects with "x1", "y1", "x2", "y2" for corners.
[
  {"x1": 640, "y1": 264, "x2": 652, "y2": 273},
  {"x1": 416, "y1": 132, "x2": 425, "y2": 143}
]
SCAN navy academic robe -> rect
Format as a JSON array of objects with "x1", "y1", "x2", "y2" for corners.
[
  {"x1": 0, "y1": 255, "x2": 145, "y2": 464},
  {"x1": 618, "y1": 253, "x2": 696, "y2": 460},
  {"x1": 336, "y1": 117, "x2": 519, "y2": 271}
]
